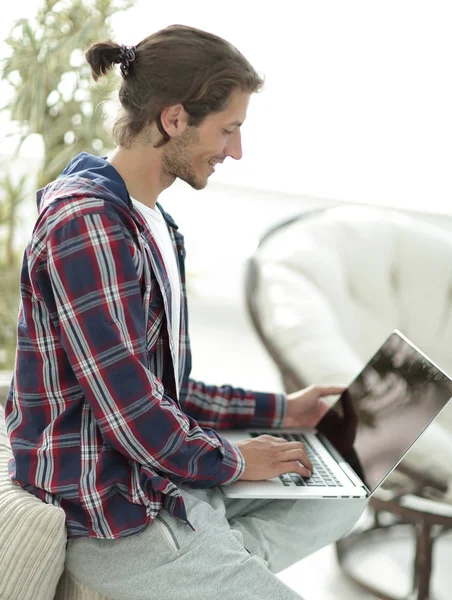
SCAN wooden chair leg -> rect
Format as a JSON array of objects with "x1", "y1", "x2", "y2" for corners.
[{"x1": 413, "y1": 520, "x2": 433, "y2": 600}]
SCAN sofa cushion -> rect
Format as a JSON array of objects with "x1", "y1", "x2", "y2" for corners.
[
  {"x1": 0, "y1": 403, "x2": 67, "y2": 600},
  {"x1": 255, "y1": 206, "x2": 452, "y2": 384}
]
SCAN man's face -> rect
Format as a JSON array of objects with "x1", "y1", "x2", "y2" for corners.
[{"x1": 161, "y1": 89, "x2": 251, "y2": 190}]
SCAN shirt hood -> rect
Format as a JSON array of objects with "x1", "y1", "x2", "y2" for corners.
[{"x1": 36, "y1": 152, "x2": 178, "y2": 229}]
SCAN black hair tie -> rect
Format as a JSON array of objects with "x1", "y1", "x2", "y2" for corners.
[{"x1": 115, "y1": 45, "x2": 136, "y2": 77}]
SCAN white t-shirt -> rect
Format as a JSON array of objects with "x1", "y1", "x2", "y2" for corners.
[{"x1": 131, "y1": 198, "x2": 181, "y2": 397}]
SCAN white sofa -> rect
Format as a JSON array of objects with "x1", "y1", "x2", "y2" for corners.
[{"x1": 249, "y1": 204, "x2": 452, "y2": 498}]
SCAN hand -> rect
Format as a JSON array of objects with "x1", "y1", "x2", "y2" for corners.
[
  {"x1": 281, "y1": 384, "x2": 347, "y2": 429},
  {"x1": 236, "y1": 435, "x2": 312, "y2": 480}
]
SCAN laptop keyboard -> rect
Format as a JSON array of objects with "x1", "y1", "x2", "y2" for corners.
[{"x1": 250, "y1": 432, "x2": 343, "y2": 487}]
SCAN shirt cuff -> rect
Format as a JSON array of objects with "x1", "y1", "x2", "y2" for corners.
[
  {"x1": 250, "y1": 392, "x2": 287, "y2": 428},
  {"x1": 214, "y1": 434, "x2": 246, "y2": 484}
]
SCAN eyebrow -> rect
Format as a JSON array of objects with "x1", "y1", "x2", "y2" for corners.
[{"x1": 228, "y1": 121, "x2": 243, "y2": 127}]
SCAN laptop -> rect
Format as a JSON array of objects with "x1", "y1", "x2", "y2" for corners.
[{"x1": 221, "y1": 330, "x2": 452, "y2": 500}]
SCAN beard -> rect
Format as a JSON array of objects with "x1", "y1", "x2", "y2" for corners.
[{"x1": 161, "y1": 127, "x2": 207, "y2": 190}]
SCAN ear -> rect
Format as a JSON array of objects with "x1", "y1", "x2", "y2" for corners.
[{"x1": 160, "y1": 103, "x2": 189, "y2": 138}]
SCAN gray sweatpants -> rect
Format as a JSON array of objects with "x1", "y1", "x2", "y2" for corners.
[{"x1": 66, "y1": 485, "x2": 367, "y2": 600}]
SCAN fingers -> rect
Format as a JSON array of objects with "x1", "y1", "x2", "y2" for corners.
[
  {"x1": 263, "y1": 437, "x2": 312, "y2": 468},
  {"x1": 316, "y1": 384, "x2": 347, "y2": 396},
  {"x1": 266, "y1": 437, "x2": 313, "y2": 475},
  {"x1": 260, "y1": 434, "x2": 305, "y2": 447},
  {"x1": 279, "y1": 448, "x2": 313, "y2": 473},
  {"x1": 277, "y1": 461, "x2": 311, "y2": 478}
]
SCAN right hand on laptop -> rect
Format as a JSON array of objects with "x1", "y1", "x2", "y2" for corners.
[{"x1": 235, "y1": 435, "x2": 312, "y2": 480}]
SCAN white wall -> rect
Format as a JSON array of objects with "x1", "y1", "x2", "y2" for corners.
[
  {"x1": 116, "y1": 0, "x2": 452, "y2": 213},
  {"x1": 2, "y1": 0, "x2": 452, "y2": 215}
]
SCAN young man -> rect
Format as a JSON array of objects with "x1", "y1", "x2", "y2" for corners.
[{"x1": 5, "y1": 25, "x2": 366, "y2": 599}]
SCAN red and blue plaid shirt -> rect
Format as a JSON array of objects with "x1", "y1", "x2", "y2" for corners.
[{"x1": 5, "y1": 153, "x2": 286, "y2": 538}]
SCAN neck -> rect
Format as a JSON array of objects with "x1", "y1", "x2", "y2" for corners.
[{"x1": 107, "y1": 143, "x2": 174, "y2": 209}]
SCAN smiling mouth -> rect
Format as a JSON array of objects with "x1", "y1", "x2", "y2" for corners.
[{"x1": 208, "y1": 159, "x2": 223, "y2": 174}]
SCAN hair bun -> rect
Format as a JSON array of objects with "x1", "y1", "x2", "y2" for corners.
[{"x1": 85, "y1": 40, "x2": 122, "y2": 81}]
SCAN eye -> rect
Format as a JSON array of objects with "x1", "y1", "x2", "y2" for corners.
[{"x1": 223, "y1": 129, "x2": 234, "y2": 135}]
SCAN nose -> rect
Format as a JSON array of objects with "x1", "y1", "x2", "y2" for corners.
[{"x1": 225, "y1": 129, "x2": 243, "y2": 161}]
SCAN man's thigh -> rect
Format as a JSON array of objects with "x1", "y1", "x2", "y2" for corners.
[
  {"x1": 224, "y1": 494, "x2": 368, "y2": 574},
  {"x1": 65, "y1": 488, "x2": 303, "y2": 600}
]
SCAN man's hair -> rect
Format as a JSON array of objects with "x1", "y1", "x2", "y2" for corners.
[{"x1": 85, "y1": 25, "x2": 264, "y2": 148}]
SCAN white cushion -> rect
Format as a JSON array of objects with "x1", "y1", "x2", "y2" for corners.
[
  {"x1": 255, "y1": 206, "x2": 452, "y2": 381},
  {"x1": 254, "y1": 206, "x2": 452, "y2": 491},
  {"x1": 0, "y1": 403, "x2": 67, "y2": 599}
]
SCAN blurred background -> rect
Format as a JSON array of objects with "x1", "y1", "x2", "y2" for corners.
[{"x1": 1, "y1": 1, "x2": 452, "y2": 597}]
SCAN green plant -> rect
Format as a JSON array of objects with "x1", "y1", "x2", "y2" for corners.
[
  {"x1": 0, "y1": 172, "x2": 28, "y2": 368},
  {"x1": 2, "y1": 0, "x2": 134, "y2": 188},
  {"x1": 0, "y1": 0, "x2": 135, "y2": 368}
]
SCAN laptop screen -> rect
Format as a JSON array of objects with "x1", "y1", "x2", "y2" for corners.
[{"x1": 315, "y1": 330, "x2": 452, "y2": 493}]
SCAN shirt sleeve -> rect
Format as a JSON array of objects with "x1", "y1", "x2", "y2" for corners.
[
  {"x1": 181, "y1": 379, "x2": 287, "y2": 429},
  {"x1": 44, "y1": 210, "x2": 244, "y2": 487}
]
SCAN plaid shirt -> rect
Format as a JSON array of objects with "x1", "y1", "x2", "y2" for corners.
[{"x1": 5, "y1": 154, "x2": 286, "y2": 539}]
